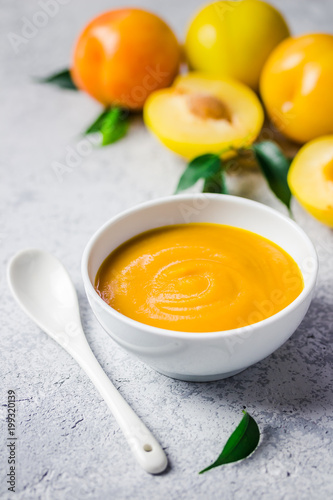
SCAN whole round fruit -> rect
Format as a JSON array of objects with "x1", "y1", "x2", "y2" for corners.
[
  {"x1": 185, "y1": 0, "x2": 289, "y2": 90},
  {"x1": 144, "y1": 72, "x2": 264, "y2": 159},
  {"x1": 71, "y1": 8, "x2": 181, "y2": 110},
  {"x1": 288, "y1": 136, "x2": 333, "y2": 227},
  {"x1": 261, "y1": 34, "x2": 333, "y2": 143}
]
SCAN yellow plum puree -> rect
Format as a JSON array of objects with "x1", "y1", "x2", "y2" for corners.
[{"x1": 95, "y1": 223, "x2": 303, "y2": 332}]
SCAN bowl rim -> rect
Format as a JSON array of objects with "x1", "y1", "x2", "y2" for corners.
[{"x1": 81, "y1": 193, "x2": 318, "y2": 340}]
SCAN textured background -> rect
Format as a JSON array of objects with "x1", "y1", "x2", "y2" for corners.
[{"x1": 1, "y1": 1, "x2": 333, "y2": 499}]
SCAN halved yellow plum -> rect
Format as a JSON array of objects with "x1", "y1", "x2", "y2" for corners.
[
  {"x1": 288, "y1": 136, "x2": 333, "y2": 227},
  {"x1": 143, "y1": 72, "x2": 264, "y2": 159}
]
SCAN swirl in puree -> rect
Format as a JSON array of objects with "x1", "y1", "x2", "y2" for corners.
[{"x1": 95, "y1": 223, "x2": 303, "y2": 332}]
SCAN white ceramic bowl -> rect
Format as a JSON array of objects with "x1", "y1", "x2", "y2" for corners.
[{"x1": 82, "y1": 194, "x2": 318, "y2": 382}]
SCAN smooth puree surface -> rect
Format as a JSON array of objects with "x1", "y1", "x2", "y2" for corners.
[{"x1": 95, "y1": 223, "x2": 304, "y2": 332}]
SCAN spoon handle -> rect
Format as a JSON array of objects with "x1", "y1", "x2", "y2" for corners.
[{"x1": 69, "y1": 336, "x2": 168, "y2": 474}]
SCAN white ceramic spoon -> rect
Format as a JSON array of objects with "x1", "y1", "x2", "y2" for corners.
[{"x1": 7, "y1": 249, "x2": 168, "y2": 474}]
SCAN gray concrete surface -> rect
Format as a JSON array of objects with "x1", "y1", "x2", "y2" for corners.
[{"x1": 1, "y1": 1, "x2": 333, "y2": 499}]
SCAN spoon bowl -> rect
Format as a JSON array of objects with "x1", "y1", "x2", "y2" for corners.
[{"x1": 8, "y1": 249, "x2": 81, "y2": 343}]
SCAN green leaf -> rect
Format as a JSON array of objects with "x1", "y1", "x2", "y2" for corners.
[
  {"x1": 100, "y1": 108, "x2": 129, "y2": 145},
  {"x1": 37, "y1": 69, "x2": 77, "y2": 90},
  {"x1": 175, "y1": 154, "x2": 221, "y2": 193},
  {"x1": 84, "y1": 109, "x2": 112, "y2": 135},
  {"x1": 203, "y1": 169, "x2": 228, "y2": 194},
  {"x1": 199, "y1": 411, "x2": 260, "y2": 474},
  {"x1": 252, "y1": 141, "x2": 292, "y2": 209},
  {"x1": 84, "y1": 107, "x2": 130, "y2": 146}
]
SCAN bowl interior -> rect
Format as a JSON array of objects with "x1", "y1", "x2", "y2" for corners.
[{"x1": 84, "y1": 195, "x2": 317, "y2": 296}]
